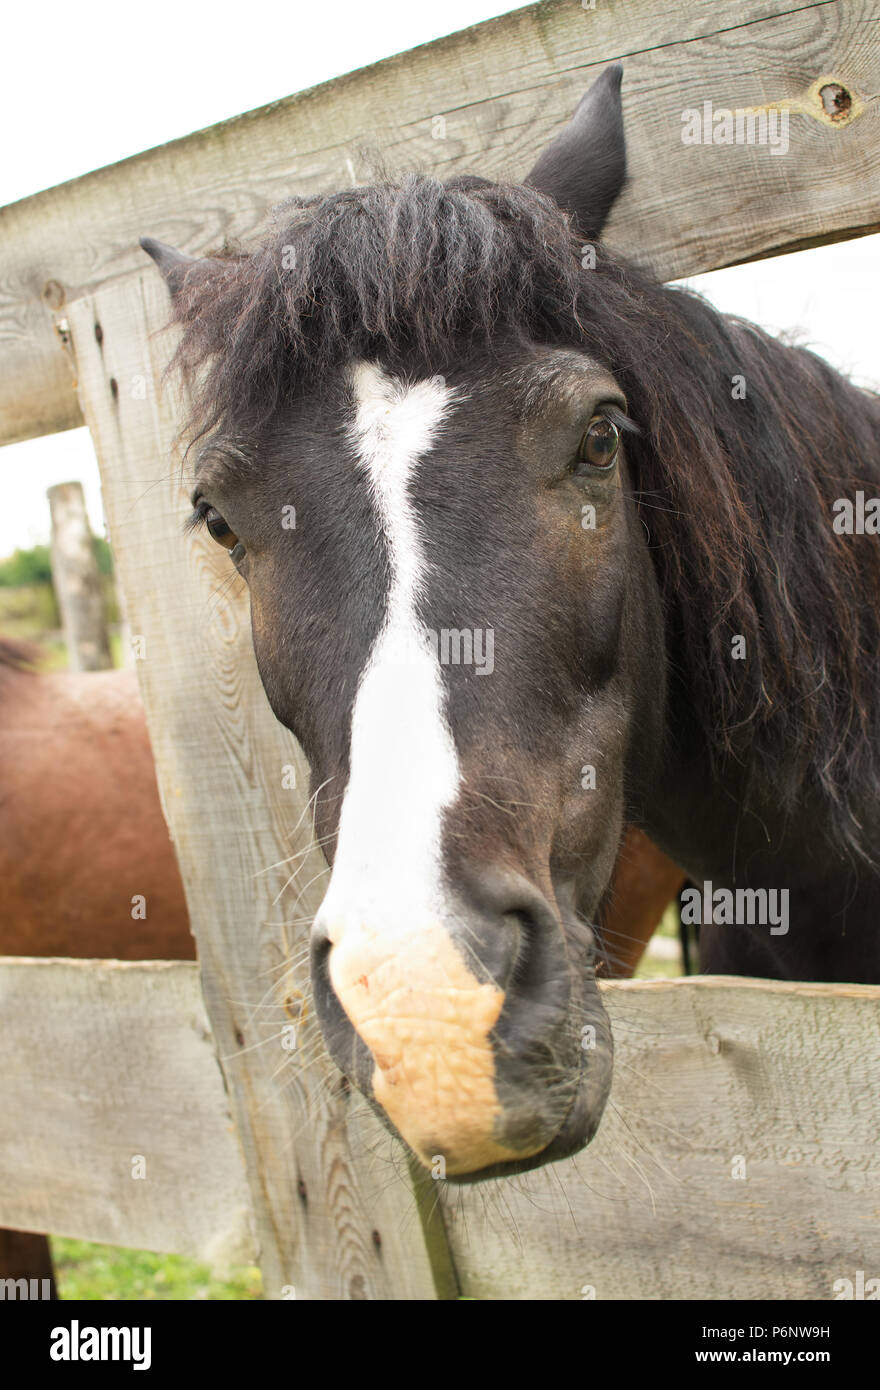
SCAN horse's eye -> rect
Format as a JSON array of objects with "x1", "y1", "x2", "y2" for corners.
[
  {"x1": 576, "y1": 416, "x2": 620, "y2": 472},
  {"x1": 205, "y1": 507, "x2": 239, "y2": 550}
]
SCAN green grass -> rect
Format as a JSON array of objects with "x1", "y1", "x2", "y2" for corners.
[
  {"x1": 0, "y1": 582, "x2": 60, "y2": 642},
  {"x1": 634, "y1": 901, "x2": 685, "y2": 979},
  {"x1": 0, "y1": 583, "x2": 127, "y2": 670},
  {"x1": 0, "y1": 574, "x2": 119, "y2": 662},
  {"x1": 51, "y1": 1237, "x2": 262, "y2": 1301}
]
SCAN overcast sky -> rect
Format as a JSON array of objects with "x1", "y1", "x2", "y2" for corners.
[{"x1": 2, "y1": 0, "x2": 877, "y2": 555}]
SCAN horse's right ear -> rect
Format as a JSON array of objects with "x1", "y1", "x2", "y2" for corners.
[
  {"x1": 139, "y1": 237, "x2": 200, "y2": 297},
  {"x1": 525, "y1": 63, "x2": 626, "y2": 239}
]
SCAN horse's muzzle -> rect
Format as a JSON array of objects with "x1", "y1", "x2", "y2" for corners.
[{"x1": 310, "y1": 865, "x2": 612, "y2": 1178}]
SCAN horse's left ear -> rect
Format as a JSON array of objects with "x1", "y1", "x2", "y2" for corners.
[
  {"x1": 139, "y1": 236, "x2": 201, "y2": 297},
  {"x1": 525, "y1": 63, "x2": 626, "y2": 238}
]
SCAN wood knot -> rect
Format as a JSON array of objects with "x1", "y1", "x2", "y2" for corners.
[
  {"x1": 42, "y1": 279, "x2": 66, "y2": 311},
  {"x1": 283, "y1": 991, "x2": 306, "y2": 1022},
  {"x1": 819, "y1": 82, "x2": 852, "y2": 121}
]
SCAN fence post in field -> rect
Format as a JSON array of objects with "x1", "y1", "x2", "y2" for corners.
[{"x1": 47, "y1": 479, "x2": 112, "y2": 671}]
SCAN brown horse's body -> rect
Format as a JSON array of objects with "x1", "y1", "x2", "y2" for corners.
[
  {"x1": 0, "y1": 640, "x2": 192, "y2": 959},
  {"x1": 0, "y1": 634, "x2": 681, "y2": 1285}
]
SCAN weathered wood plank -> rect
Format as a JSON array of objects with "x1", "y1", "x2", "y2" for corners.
[
  {"x1": 0, "y1": 958, "x2": 256, "y2": 1264},
  {"x1": 3, "y1": 957, "x2": 875, "y2": 1296},
  {"x1": 2, "y1": 0, "x2": 878, "y2": 445},
  {"x1": 65, "y1": 273, "x2": 446, "y2": 1299},
  {"x1": 444, "y1": 975, "x2": 880, "y2": 1300}
]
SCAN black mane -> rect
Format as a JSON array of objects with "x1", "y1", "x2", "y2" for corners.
[{"x1": 167, "y1": 175, "x2": 880, "y2": 857}]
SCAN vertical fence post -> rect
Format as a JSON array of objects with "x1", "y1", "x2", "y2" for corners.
[
  {"x1": 47, "y1": 480, "x2": 112, "y2": 670},
  {"x1": 63, "y1": 272, "x2": 453, "y2": 1300}
]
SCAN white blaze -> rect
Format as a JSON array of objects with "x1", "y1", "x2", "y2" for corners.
[{"x1": 319, "y1": 360, "x2": 461, "y2": 930}]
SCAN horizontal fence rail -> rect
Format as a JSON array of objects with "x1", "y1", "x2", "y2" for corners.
[
  {"x1": 2, "y1": 962, "x2": 878, "y2": 1297},
  {"x1": 0, "y1": 958, "x2": 256, "y2": 1265},
  {"x1": 1, "y1": 0, "x2": 878, "y2": 446},
  {"x1": 445, "y1": 975, "x2": 880, "y2": 1300}
]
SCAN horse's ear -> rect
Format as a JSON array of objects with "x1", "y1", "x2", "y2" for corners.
[
  {"x1": 139, "y1": 236, "x2": 201, "y2": 297},
  {"x1": 525, "y1": 63, "x2": 626, "y2": 238}
]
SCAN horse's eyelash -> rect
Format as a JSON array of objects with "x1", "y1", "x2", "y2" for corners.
[
  {"x1": 184, "y1": 496, "x2": 210, "y2": 535},
  {"x1": 602, "y1": 405, "x2": 641, "y2": 437}
]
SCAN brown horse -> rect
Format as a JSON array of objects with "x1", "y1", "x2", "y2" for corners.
[
  {"x1": 0, "y1": 633, "x2": 681, "y2": 1287},
  {"x1": 0, "y1": 637, "x2": 192, "y2": 959}
]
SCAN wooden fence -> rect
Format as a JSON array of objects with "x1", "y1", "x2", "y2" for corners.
[{"x1": 2, "y1": 0, "x2": 879, "y2": 1299}]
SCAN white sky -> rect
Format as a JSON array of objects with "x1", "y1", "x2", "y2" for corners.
[{"x1": 2, "y1": 0, "x2": 878, "y2": 555}]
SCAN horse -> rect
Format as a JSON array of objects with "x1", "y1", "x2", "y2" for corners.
[
  {"x1": 140, "y1": 61, "x2": 880, "y2": 1182},
  {"x1": 0, "y1": 635, "x2": 193, "y2": 1292}
]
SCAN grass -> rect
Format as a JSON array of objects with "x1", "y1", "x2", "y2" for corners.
[
  {"x1": 633, "y1": 901, "x2": 685, "y2": 979},
  {"x1": 0, "y1": 582, "x2": 60, "y2": 644},
  {"x1": 0, "y1": 583, "x2": 126, "y2": 670},
  {"x1": 51, "y1": 1237, "x2": 262, "y2": 1301}
]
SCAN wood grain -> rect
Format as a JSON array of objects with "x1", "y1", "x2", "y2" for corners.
[
  {"x1": 0, "y1": 958, "x2": 256, "y2": 1264},
  {"x1": 2, "y1": 0, "x2": 878, "y2": 445},
  {"x1": 65, "y1": 273, "x2": 444, "y2": 1299},
  {"x1": 444, "y1": 975, "x2": 880, "y2": 1300}
]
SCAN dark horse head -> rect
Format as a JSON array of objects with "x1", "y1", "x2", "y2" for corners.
[{"x1": 142, "y1": 65, "x2": 880, "y2": 1178}]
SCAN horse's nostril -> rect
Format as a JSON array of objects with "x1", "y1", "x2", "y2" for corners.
[
  {"x1": 504, "y1": 908, "x2": 543, "y2": 993},
  {"x1": 309, "y1": 921, "x2": 378, "y2": 1100},
  {"x1": 309, "y1": 926, "x2": 345, "y2": 1036},
  {"x1": 309, "y1": 921, "x2": 331, "y2": 976},
  {"x1": 309, "y1": 928, "x2": 336, "y2": 1026},
  {"x1": 448, "y1": 863, "x2": 568, "y2": 1004}
]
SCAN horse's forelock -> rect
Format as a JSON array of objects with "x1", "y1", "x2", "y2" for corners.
[{"x1": 167, "y1": 176, "x2": 589, "y2": 443}]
